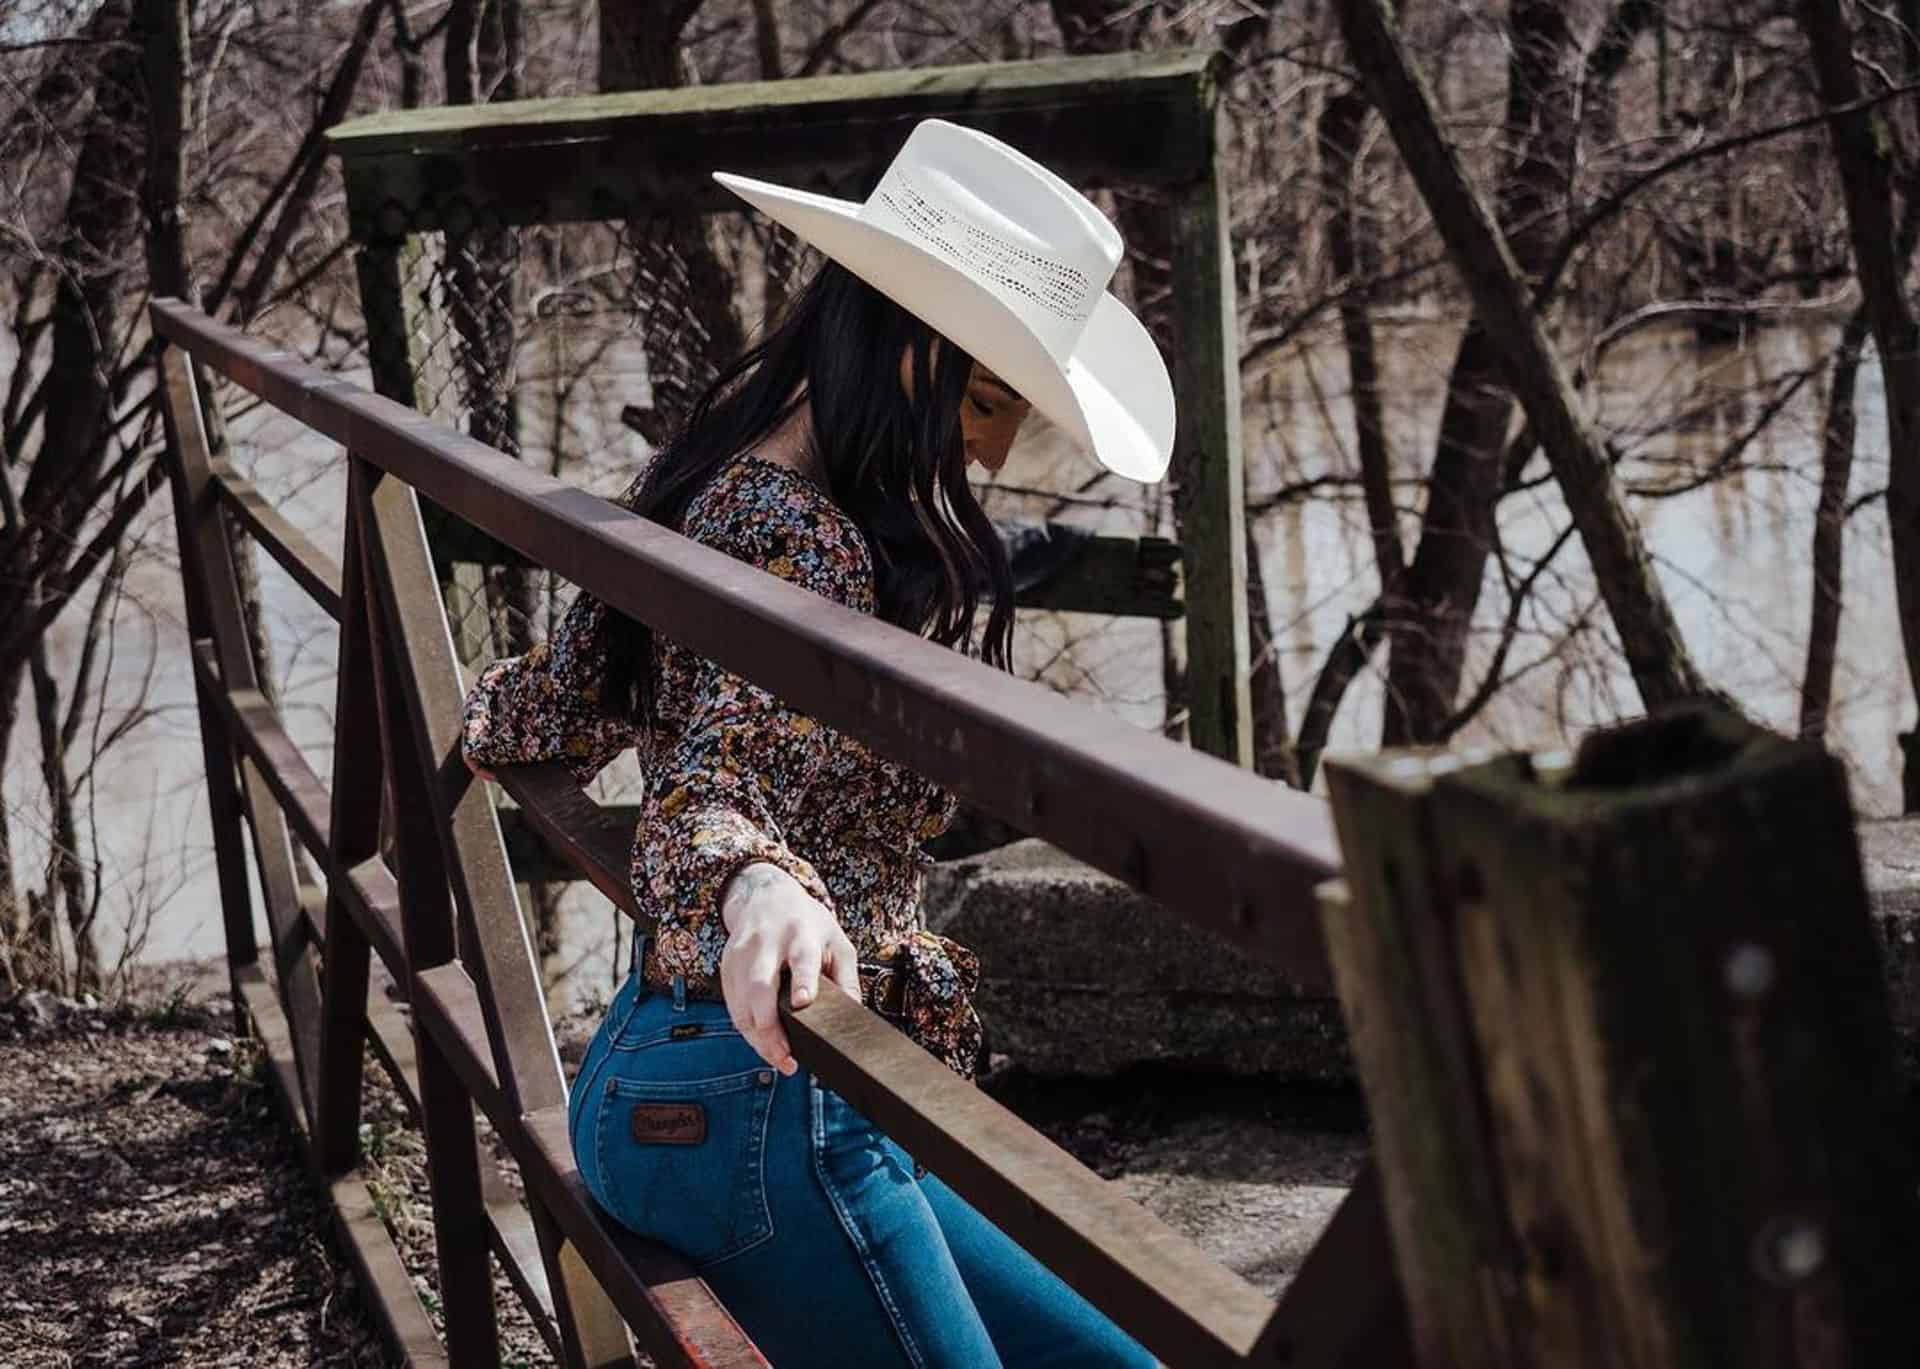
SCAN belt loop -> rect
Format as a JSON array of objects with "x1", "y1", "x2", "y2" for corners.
[
  {"x1": 628, "y1": 926, "x2": 650, "y2": 980},
  {"x1": 671, "y1": 972, "x2": 687, "y2": 1011}
]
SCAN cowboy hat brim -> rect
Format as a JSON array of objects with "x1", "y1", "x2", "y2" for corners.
[{"x1": 712, "y1": 170, "x2": 1174, "y2": 483}]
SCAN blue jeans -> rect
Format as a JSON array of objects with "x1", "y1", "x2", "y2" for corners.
[{"x1": 569, "y1": 945, "x2": 1159, "y2": 1368}]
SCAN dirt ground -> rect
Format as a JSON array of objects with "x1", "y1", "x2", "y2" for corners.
[
  {"x1": 0, "y1": 981, "x2": 400, "y2": 1368},
  {"x1": 0, "y1": 965, "x2": 1366, "y2": 1367}
]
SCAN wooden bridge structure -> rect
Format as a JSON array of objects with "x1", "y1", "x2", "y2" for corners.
[
  {"x1": 152, "y1": 47, "x2": 1916, "y2": 1369},
  {"x1": 327, "y1": 48, "x2": 1251, "y2": 766}
]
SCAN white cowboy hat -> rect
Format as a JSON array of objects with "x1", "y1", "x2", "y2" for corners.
[{"x1": 712, "y1": 118, "x2": 1175, "y2": 482}]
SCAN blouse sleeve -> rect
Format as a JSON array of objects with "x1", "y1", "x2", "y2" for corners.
[
  {"x1": 635, "y1": 493, "x2": 875, "y2": 987},
  {"x1": 459, "y1": 590, "x2": 640, "y2": 788}
]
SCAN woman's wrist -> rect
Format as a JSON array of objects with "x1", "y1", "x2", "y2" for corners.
[{"x1": 718, "y1": 860, "x2": 793, "y2": 934}]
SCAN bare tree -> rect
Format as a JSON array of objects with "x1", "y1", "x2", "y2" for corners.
[
  {"x1": 1797, "y1": 0, "x2": 1920, "y2": 807},
  {"x1": 1332, "y1": 0, "x2": 1713, "y2": 723},
  {"x1": 0, "y1": 0, "x2": 386, "y2": 988}
]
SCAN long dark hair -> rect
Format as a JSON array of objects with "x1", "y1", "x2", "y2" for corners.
[{"x1": 601, "y1": 257, "x2": 1016, "y2": 727}]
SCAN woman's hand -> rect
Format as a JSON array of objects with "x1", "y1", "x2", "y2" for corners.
[
  {"x1": 718, "y1": 861, "x2": 862, "y2": 1076},
  {"x1": 463, "y1": 749, "x2": 500, "y2": 785}
]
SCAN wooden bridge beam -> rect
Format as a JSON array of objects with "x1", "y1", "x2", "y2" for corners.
[
  {"x1": 327, "y1": 50, "x2": 1216, "y2": 232},
  {"x1": 354, "y1": 455, "x2": 635, "y2": 1367},
  {"x1": 159, "y1": 350, "x2": 324, "y2": 1122}
]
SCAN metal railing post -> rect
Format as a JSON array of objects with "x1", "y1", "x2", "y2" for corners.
[{"x1": 158, "y1": 347, "x2": 323, "y2": 1120}]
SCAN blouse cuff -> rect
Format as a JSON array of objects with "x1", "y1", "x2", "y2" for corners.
[
  {"x1": 460, "y1": 645, "x2": 630, "y2": 788},
  {"x1": 642, "y1": 807, "x2": 836, "y2": 985},
  {"x1": 460, "y1": 654, "x2": 531, "y2": 765}
]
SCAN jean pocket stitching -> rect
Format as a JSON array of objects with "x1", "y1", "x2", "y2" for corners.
[
  {"x1": 702, "y1": 1068, "x2": 779, "y2": 1267},
  {"x1": 595, "y1": 1067, "x2": 775, "y2": 1268}
]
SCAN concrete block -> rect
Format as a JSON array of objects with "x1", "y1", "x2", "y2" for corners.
[
  {"x1": 1861, "y1": 818, "x2": 1920, "y2": 1050},
  {"x1": 924, "y1": 839, "x2": 1348, "y2": 1079}
]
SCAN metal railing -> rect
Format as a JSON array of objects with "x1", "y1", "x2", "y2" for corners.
[{"x1": 153, "y1": 295, "x2": 1407, "y2": 1368}]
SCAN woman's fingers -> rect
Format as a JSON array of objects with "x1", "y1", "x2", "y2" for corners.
[
  {"x1": 786, "y1": 935, "x2": 823, "y2": 1009},
  {"x1": 717, "y1": 877, "x2": 861, "y2": 1077},
  {"x1": 827, "y1": 931, "x2": 862, "y2": 1002},
  {"x1": 724, "y1": 934, "x2": 794, "y2": 1074}
]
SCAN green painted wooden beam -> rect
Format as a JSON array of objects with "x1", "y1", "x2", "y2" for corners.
[{"x1": 330, "y1": 50, "x2": 1218, "y2": 235}]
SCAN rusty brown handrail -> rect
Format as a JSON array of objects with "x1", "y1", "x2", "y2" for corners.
[
  {"x1": 149, "y1": 299, "x2": 1341, "y2": 978},
  {"x1": 153, "y1": 295, "x2": 1408, "y2": 1368}
]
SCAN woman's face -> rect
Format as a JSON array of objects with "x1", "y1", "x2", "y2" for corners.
[
  {"x1": 959, "y1": 364, "x2": 1032, "y2": 475},
  {"x1": 899, "y1": 344, "x2": 1032, "y2": 475}
]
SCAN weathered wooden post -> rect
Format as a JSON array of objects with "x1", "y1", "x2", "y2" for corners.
[
  {"x1": 1167, "y1": 91, "x2": 1252, "y2": 768},
  {"x1": 1322, "y1": 703, "x2": 1919, "y2": 1367}
]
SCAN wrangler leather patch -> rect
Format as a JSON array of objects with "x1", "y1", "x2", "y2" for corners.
[
  {"x1": 630, "y1": 1101, "x2": 706, "y2": 1145},
  {"x1": 669, "y1": 1022, "x2": 704, "y2": 1040}
]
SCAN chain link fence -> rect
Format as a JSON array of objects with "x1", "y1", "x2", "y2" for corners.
[{"x1": 368, "y1": 207, "x2": 821, "y2": 663}]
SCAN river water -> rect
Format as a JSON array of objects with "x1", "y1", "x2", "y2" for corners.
[{"x1": 13, "y1": 318, "x2": 1901, "y2": 1007}]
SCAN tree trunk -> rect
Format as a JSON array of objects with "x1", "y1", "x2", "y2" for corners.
[
  {"x1": 29, "y1": 631, "x2": 95, "y2": 995},
  {"x1": 1245, "y1": 525, "x2": 1299, "y2": 783},
  {"x1": 600, "y1": 1, "x2": 746, "y2": 435},
  {"x1": 1318, "y1": 85, "x2": 1402, "y2": 593},
  {"x1": 1297, "y1": 602, "x2": 1387, "y2": 789},
  {"x1": 1802, "y1": 306, "x2": 1870, "y2": 741},
  {"x1": 1381, "y1": 0, "x2": 1576, "y2": 745},
  {"x1": 0, "y1": 2, "x2": 141, "y2": 984},
  {"x1": 1382, "y1": 323, "x2": 1512, "y2": 744},
  {"x1": 1332, "y1": 0, "x2": 1710, "y2": 716},
  {"x1": 1798, "y1": 0, "x2": 1920, "y2": 810},
  {"x1": 747, "y1": 0, "x2": 793, "y2": 323},
  {"x1": 139, "y1": 0, "x2": 288, "y2": 712},
  {"x1": 0, "y1": 660, "x2": 25, "y2": 990}
]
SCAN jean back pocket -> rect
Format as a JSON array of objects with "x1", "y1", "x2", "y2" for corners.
[{"x1": 592, "y1": 1065, "x2": 777, "y2": 1268}]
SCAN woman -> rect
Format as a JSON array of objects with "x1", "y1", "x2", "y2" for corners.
[{"x1": 461, "y1": 119, "x2": 1174, "y2": 1367}]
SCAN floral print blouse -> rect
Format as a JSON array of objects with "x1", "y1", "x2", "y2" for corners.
[{"x1": 459, "y1": 452, "x2": 985, "y2": 1082}]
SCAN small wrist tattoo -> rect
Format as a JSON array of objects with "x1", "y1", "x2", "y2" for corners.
[{"x1": 724, "y1": 862, "x2": 786, "y2": 922}]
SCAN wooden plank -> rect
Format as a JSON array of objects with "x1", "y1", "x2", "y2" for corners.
[
  {"x1": 495, "y1": 763, "x2": 637, "y2": 913},
  {"x1": 355, "y1": 466, "x2": 505, "y2": 1368},
  {"x1": 149, "y1": 299, "x2": 1342, "y2": 992},
  {"x1": 1347, "y1": 709, "x2": 1920, "y2": 1366},
  {"x1": 409, "y1": 961, "x2": 773, "y2": 1369},
  {"x1": 329, "y1": 52, "x2": 1213, "y2": 235},
  {"x1": 189, "y1": 642, "x2": 332, "y2": 862},
  {"x1": 329, "y1": 49, "x2": 1207, "y2": 153},
  {"x1": 317, "y1": 492, "x2": 380, "y2": 1177},
  {"x1": 159, "y1": 384, "x2": 260, "y2": 1024},
  {"x1": 1249, "y1": 1166, "x2": 1414, "y2": 1367},
  {"x1": 359, "y1": 956, "x2": 563, "y2": 1355},
  {"x1": 1168, "y1": 123, "x2": 1251, "y2": 767},
  {"x1": 339, "y1": 856, "x2": 411, "y2": 986},
  {"x1": 1020, "y1": 534, "x2": 1182, "y2": 619},
  {"x1": 158, "y1": 354, "x2": 260, "y2": 1015},
  {"x1": 364, "y1": 968, "x2": 422, "y2": 1119},
  {"x1": 209, "y1": 459, "x2": 344, "y2": 619},
  {"x1": 159, "y1": 344, "x2": 326, "y2": 1129},
  {"x1": 1316, "y1": 761, "x2": 1530, "y2": 1367},
  {"x1": 354, "y1": 453, "x2": 635, "y2": 1367},
  {"x1": 235, "y1": 961, "x2": 449, "y2": 1368},
  {"x1": 788, "y1": 982, "x2": 1271, "y2": 1367}
]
